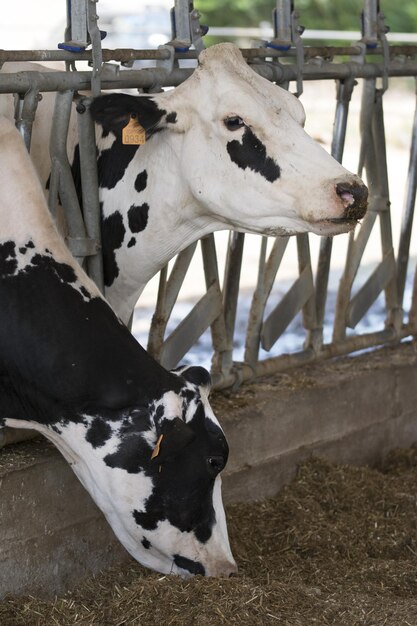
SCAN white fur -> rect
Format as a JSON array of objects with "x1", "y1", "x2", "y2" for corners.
[{"x1": 1, "y1": 45, "x2": 365, "y2": 324}]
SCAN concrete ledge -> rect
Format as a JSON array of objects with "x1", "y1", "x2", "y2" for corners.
[{"x1": 1, "y1": 343, "x2": 417, "y2": 598}]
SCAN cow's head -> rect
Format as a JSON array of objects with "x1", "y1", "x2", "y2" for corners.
[
  {"x1": 64, "y1": 365, "x2": 236, "y2": 578},
  {"x1": 90, "y1": 43, "x2": 367, "y2": 238}
]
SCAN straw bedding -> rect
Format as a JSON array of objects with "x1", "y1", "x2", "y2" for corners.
[{"x1": 2, "y1": 445, "x2": 417, "y2": 625}]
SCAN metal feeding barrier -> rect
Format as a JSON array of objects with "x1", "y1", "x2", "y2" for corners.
[{"x1": 1, "y1": 0, "x2": 417, "y2": 446}]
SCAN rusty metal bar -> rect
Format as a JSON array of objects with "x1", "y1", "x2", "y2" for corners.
[{"x1": 2, "y1": 44, "x2": 417, "y2": 66}]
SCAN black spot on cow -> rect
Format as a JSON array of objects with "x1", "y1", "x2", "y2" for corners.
[
  {"x1": 90, "y1": 94, "x2": 167, "y2": 192},
  {"x1": 133, "y1": 508, "x2": 159, "y2": 531},
  {"x1": 142, "y1": 537, "x2": 151, "y2": 549},
  {"x1": 101, "y1": 209, "x2": 126, "y2": 287},
  {"x1": 104, "y1": 408, "x2": 155, "y2": 473},
  {"x1": 174, "y1": 555, "x2": 205, "y2": 576},
  {"x1": 130, "y1": 407, "x2": 229, "y2": 543},
  {"x1": 26, "y1": 241, "x2": 35, "y2": 249},
  {"x1": 128, "y1": 203, "x2": 149, "y2": 234},
  {"x1": 0, "y1": 251, "x2": 179, "y2": 426},
  {"x1": 166, "y1": 112, "x2": 177, "y2": 124},
  {"x1": 90, "y1": 93, "x2": 167, "y2": 139},
  {"x1": 180, "y1": 388, "x2": 196, "y2": 405},
  {"x1": 31, "y1": 253, "x2": 77, "y2": 284},
  {"x1": 97, "y1": 142, "x2": 139, "y2": 191},
  {"x1": 135, "y1": 170, "x2": 148, "y2": 194},
  {"x1": 19, "y1": 247, "x2": 27, "y2": 254},
  {"x1": 86, "y1": 417, "x2": 112, "y2": 448},
  {"x1": 227, "y1": 127, "x2": 280, "y2": 183},
  {"x1": 80, "y1": 286, "x2": 90, "y2": 299},
  {"x1": 127, "y1": 237, "x2": 136, "y2": 248},
  {"x1": 0, "y1": 241, "x2": 17, "y2": 276}
]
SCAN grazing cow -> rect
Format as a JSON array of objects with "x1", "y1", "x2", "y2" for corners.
[
  {"x1": 1, "y1": 44, "x2": 368, "y2": 323},
  {"x1": 0, "y1": 117, "x2": 237, "y2": 578}
]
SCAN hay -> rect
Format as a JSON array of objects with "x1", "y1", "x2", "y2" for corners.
[{"x1": 2, "y1": 447, "x2": 417, "y2": 626}]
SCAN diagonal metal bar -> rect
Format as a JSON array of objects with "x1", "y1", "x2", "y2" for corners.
[
  {"x1": 147, "y1": 243, "x2": 197, "y2": 359},
  {"x1": 346, "y1": 249, "x2": 396, "y2": 329},
  {"x1": 159, "y1": 283, "x2": 223, "y2": 371},
  {"x1": 261, "y1": 265, "x2": 315, "y2": 351}
]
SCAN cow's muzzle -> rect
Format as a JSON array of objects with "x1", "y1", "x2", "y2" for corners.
[{"x1": 335, "y1": 181, "x2": 368, "y2": 221}]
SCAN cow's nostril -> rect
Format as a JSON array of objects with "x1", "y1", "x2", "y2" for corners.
[{"x1": 336, "y1": 182, "x2": 368, "y2": 221}]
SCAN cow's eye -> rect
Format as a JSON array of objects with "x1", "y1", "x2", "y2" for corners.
[
  {"x1": 207, "y1": 455, "x2": 225, "y2": 476},
  {"x1": 224, "y1": 116, "x2": 245, "y2": 131}
]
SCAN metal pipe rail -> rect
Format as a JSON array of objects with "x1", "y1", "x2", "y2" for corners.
[
  {"x1": 1, "y1": 43, "x2": 417, "y2": 65},
  {"x1": 1, "y1": 59, "x2": 417, "y2": 96}
]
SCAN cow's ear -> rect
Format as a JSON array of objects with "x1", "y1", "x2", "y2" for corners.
[
  {"x1": 90, "y1": 93, "x2": 169, "y2": 137},
  {"x1": 151, "y1": 417, "x2": 195, "y2": 463}
]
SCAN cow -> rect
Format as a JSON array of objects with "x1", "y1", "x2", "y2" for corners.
[
  {"x1": 1, "y1": 43, "x2": 368, "y2": 324},
  {"x1": 0, "y1": 116, "x2": 237, "y2": 578}
]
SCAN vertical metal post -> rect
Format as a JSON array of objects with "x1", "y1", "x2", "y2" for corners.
[
  {"x1": 221, "y1": 232, "x2": 245, "y2": 374},
  {"x1": 48, "y1": 90, "x2": 89, "y2": 263},
  {"x1": 272, "y1": 0, "x2": 293, "y2": 48},
  {"x1": 315, "y1": 77, "x2": 355, "y2": 341},
  {"x1": 76, "y1": 97, "x2": 104, "y2": 292},
  {"x1": 397, "y1": 80, "x2": 417, "y2": 305},
  {"x1": 361, "y1": 0, "x2": 378, "y2": 47}
]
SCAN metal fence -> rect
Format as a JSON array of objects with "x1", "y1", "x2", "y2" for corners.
[{"x1": 1, "y1": 0, "x2": 417, "y2": 424}]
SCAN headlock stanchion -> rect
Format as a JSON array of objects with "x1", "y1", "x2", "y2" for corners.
[{"x1": 1, "y1": 0, "x2": 417, "y2": 451}]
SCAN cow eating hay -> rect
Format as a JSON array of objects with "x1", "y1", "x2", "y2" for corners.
[{"x1": 0, "y1": 117, "x2": 236, "y2": 578}]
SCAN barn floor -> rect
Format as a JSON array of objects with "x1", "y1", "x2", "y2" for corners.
[{"x1": 1, "y1": 446, "x2": 417, "y2": 626}]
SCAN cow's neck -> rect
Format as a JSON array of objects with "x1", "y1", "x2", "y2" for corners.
[{"x1": 100, "y1": 132, "x2": 219, "y2": 324}]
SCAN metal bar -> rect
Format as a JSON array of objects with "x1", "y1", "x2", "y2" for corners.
[
  {"x1": 333, "y1": 78, "x2": 378, "y2": 342},
  {"x1": 201, "y1": 235, "x2": 229, "y2": 363},
  {"x1": 362, "y1": 0, "x2": 378, "y2": 47},
  {"x1": 296, "y1": 234, "x2": 317, "y2": 346},
  {"x1": 346, "y1": 250, "x2": 396, "y2": 328},
  {"x1": 3, "y1": 60, "x2": 417, "y2": 96},
  {"x1": 261, "y1": 265, "x2": 314, "y2": 351},
  {"x1": 214, "y1": 326, "x2": 408, "y2": 391},
  {"x1": 147, "y1": 243, "x2": 197, "y2": 359},
  {"x1": 373, "y1": 96, "x2": 402, "y2": 331},
  {"x1": 76, "y1": 96, "x2": 104, "y2": 292},
  {"x1": 49, "y1": 90, "x2": 88, "y2": 261},
  {"x1": 2, "y1": 44, "x2": 417, "y2": 64},
  {"x1": 244, "y1": 237, "x2": 289, "y2": 364},
  {"x1": 159, "y1": 283, "x2": 223, "y2": 370},
  {"x1": 397, "y1": 83, "x2": 417, "y2": 304},
  {"x1": 221, "y1": 232, "x2": 245, "y2": 373},
  {"x1": 14, "y1": 89, "x2": 40, "y2": 151}
]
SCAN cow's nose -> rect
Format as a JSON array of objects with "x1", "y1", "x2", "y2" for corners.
[
  {"x1": 336, "y1": 181, "x2": 368, "y2": 221},
  {"x1": 217, "y1": 560, "x2": 238, "y2": 578}
]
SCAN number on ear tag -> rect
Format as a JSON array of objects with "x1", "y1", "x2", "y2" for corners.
[{"x1": 122, "y1": 117, "x2": 146, "y2": 145}]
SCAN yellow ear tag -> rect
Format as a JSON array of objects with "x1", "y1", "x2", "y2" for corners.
[
  {"x1": 122, "y1": 117, "x2": 146, "y2": 145},
  {"x1": 151, "y1": 434, "x2": 164, "y2": 460}
]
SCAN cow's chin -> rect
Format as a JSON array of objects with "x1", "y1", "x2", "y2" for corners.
[
  {"x1": 308, "y1": 218, "x2": 360, "y2": 237},
  {"x1": 231, "y1": 216, "x2": 360, "y2": 238}
]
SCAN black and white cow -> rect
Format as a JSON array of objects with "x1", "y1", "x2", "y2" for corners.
[
  {"x1": 1, "y1": 44, "x2": 367, "y2": 323},
  {"x1": 0, "y1": 116, "x2": 237, "y2": 578}
]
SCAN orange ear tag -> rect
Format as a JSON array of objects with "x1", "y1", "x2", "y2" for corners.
[
  {"x1": 122, "y1": 117, "x2": 146, "y2": 145},
  {"x1": 151, "y1": 434, "x2": 164, "y2": 460}
]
